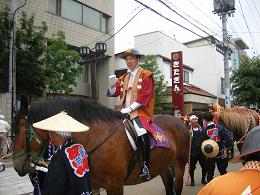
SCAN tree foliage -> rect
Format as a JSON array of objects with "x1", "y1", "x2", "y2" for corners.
[
  {"x1": 44, "y1": 31, "x2": 82, "y2": 95},
  {"x1": 140, "y1": 55, "x2": 168, "y2": 114},
  {"x1": 16, "y1": 12, "x2": 47, "y2": 98},
  {"x1": 0, "y1": 8, "x2": 84, "y2": 104},
  {"x1": 231, "y1": 57, "x2": 260, "y2": 107},
  {"x1": 0, "y1": 6, "x2": 11, "y2": 92}
]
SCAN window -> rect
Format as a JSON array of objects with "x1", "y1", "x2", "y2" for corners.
[
  {"x1": 101, "y1": 14, "x2": 108, "y2": 33},
  {"x1": 48, "y1": 0, "x2": 109, "y2": 33},
  {"x1": 183, "y1": 71, "x2": 189, "y2": 84},
  {"x1": 48, "y1": 0, "x2": 57, "y2": 14},
  {"x1": 61, "y1": 0, "x2": 82, "y2": 24},
  {"x1": 83, "y1": 6, "x2": 101, "y2": 31},
  {"x1": 221, "y1": 77, "x2": 225, "y2": 94}
]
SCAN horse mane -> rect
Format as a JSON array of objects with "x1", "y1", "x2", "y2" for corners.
[
  {"x1": 26, "y1": 98, "x2": 123, "y2": 125},
  {"x1": 214, "y1": 104, "x2": 259, "y2": 140}
]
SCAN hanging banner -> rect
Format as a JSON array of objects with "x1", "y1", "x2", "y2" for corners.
[
  {"x1": 231, "y1": 51, "x2": 239, "y2": 68},
  {"x1": 171, "y1": 51, "x2": 184, "y2": 113}
]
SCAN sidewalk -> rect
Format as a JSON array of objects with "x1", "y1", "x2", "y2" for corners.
[{"x1": 0, "y1": 156, "x2": 33, "y2": 195}]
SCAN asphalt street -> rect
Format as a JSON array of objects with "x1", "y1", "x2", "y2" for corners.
[{"x1": 0, "y1": 153, "x2": 242, "y2": 195}]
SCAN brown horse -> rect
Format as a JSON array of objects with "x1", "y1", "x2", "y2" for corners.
[
  {"x1": 212, "y1": 104, "x2": 259, "y2": 150},
  {"x1": 13, "y1": 98, "x2": 189, "y2": 195}
]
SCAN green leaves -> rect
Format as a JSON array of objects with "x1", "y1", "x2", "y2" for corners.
[
  {"x1": 231, "y1": 57, "x2": 260, "y2": 107},
  {"x1": 140, "y1": 55, "x2": 167, "y2": 114},
  {"x1": 16, "y1": 12, "x2": 47, "y2": 97},
  {"x1": 0, "y1": 6, "x2": 11, "y2": 92},
  {"x1": 44, "y1": 31, "x2": 82, "y2": 95},
  {"x1": 0, "y1": 8, "x2": 83, "y2": 103}
]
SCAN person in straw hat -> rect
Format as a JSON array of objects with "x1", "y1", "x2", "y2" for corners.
[
  {"x1": 198, "y1": 125, "x2": 260, "y2": 195},
  {"x1": 33, "y1": 111, "x2": 92, "y2": 195},
  {"x1": 107, "y1": 48, "x2": 154, "y2": 180},
  {"x1": 201, "y1": 111, "x2": 233, "y2": 183},
  {"x1": 188, "y1": 115, "x2": 207, "y2": 186}
]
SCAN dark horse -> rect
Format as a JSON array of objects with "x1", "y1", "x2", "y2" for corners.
[{"x1": 13, "y1": 98, "x2": 189, "y2": 195}]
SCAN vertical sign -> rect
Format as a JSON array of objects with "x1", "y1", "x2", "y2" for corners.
[
  {"x1": 231, "y1": 51, "x2": 239, "y2": 68},
  {"x1": 171, "y1": 51, "x2": 184, "y2": 113}
]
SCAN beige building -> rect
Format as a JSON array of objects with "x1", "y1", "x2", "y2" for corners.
[{"x1": 0, "y1": 0, "x2": 115, "y2": 116}]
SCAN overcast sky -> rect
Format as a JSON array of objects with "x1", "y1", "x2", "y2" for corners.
[{"x1": 114, "y1": 0, "x2": 260, "y2": 57}]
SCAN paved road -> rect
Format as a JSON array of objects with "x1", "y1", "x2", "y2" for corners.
[{"x1": 0, "y1": 154, "x2": 242, "y2": 195}]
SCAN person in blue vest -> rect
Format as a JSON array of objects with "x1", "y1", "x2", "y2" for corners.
[
  {"x1": 33, "y1": 112, "x2": 92, "y2": 195},
  {"x1": 202, "y1": 111, "x2": 233, "y2": 183}
]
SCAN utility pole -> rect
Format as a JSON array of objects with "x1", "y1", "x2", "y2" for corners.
[
  {"x1": 8, "y1": 0, "x2": 27, "y2": 127},
  {"x1": 222, "y1": 13, "x2": 231, "y2": 108},
  {"x1": 9, "y1": 0, "x2": 17, "y2": 124},
  {"x1": 213, "y1": 0, "x2": 235, "y2": 109}
]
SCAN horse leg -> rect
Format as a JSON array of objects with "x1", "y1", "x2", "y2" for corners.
[
  {"x1": 105, "y1": 186, "x2": 123, "y2": 195},
  {"x1": 160, "y1": 164, "x2": 174, "y2": 195},
  {"x1": 173, "y1": 161, "x2": 185, "y2": 195}
]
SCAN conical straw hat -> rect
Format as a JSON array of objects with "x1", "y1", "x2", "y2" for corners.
[
  {"x1": 201, "y1": 139, "x2": 219, "y2": 158},
  {"x1": 33, "y1": 111, "x2": 89, "y2": 132}
]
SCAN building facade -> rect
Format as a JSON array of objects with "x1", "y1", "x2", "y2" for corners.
[
  {"x1": 115, "y1": 31, "x2": 221, "y2": 114},
  {"x1": 0, "y1": 0, "x2": 115, "y2": 120}
]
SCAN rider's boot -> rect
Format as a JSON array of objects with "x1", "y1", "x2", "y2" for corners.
[{"x1": 138, "y1": 133, "x2": 150, "y2": 180}]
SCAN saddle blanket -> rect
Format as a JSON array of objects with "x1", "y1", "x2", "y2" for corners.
[{"x1": 124, "y1": 121, "x2": 170, "y2": 151}]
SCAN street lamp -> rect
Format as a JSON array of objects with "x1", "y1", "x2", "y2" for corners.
[
  {"x1": 95, "y1": 42, "x2": 107, "y2": 54},
  {"x1": 80, "y1": 46, "x2": 91, "y2": 56},
  {"x1": 80, "y1": 42, "x2": 107, "y2": 99},
  {"x1": 9, "y1": 0, "x2": 27, "y2": 132}
]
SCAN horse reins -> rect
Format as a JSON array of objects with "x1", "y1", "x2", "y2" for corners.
[
  {"x1": 235, "y1": 110, "x2": 253, "y2": 145},
  {"x1": 13, "y1": 125, "x2": 48, "y2": 161},
  {"x1": 88, "y1": 122, "x2": 122, "y2": 154}
]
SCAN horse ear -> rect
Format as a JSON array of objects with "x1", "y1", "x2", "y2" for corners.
[{"x1": 213, "y1": 103, "x2": 220, "y2": 112}]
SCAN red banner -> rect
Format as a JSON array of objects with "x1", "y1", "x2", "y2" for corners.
[{"x1": 171, "y1": 51, "x2": 184, "y2": 113}]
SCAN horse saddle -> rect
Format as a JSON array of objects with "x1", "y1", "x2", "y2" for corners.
[{"x1": 123, "y1": 119, "x2": 170, "y2": 151}]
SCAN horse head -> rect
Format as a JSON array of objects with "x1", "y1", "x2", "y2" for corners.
[{"x1": 13, "y1": 110, "x2": 49, "y2": 176}]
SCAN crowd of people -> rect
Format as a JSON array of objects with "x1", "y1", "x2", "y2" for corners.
[
  {"x1": 186, "y1": 111, "x2": 234, "y2": 187},
  {"x1": 2, "y1": 48, "x2": 259, "y2": 194}
]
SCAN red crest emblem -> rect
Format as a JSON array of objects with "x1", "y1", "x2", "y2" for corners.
[
  {"x1": 65, "y1": 144, "x2": 89, "y2": 177},
  {"x1": 207, "y1": 128, "x2": 220, "y2": 142}
]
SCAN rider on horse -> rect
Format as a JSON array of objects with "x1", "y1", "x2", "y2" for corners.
[{"x1": 107, "y1": 48, "x2": 155, "y2": 180}]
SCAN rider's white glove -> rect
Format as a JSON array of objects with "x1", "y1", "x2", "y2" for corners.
[
  {"x1": 120, "y1": 107, "x2": 132, "y2": 114},
  {"x1": 108, "y1": 75, "x2": 117, "y2": 95},
  {"x1": 120, "y1": 102, "x2": 142, "y2": 114}
]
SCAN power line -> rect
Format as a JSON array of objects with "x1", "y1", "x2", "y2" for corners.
[
  {"x1": 132, "y1": 0, "x2": 212, "y2": 44},
  {"x1": 156, "y1": 0, "x2": 212, "y2": 37},
  {"x1": 88, "y1": 7, "x2": 146, "y2": 50},
  {"x1": 186, "y1": 0, "x2": 222, "y2": 30},
  {"x1": 103, "y1": 8, "x2": 146, "y2": 43},
  {"x1": 167, "y1": 0, "x2": 224, "y2": 38},
  {"x1": 87, "y1": 6, "x2": 142, "y2": 46},
  {"x1": 157, "y1": 0, "x2": 249, "y2": 63},
  {"x1": 245, "y1": 0, "x2": 260, "y2": 29},
  {"x1": 238, "y1": 0, "x2": 259, "y2": 55},
  {"x1": 252, "y1": 0, "x2": 260, "y2": 21}
]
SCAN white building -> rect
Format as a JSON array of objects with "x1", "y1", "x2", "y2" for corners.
[
  {"x1": 115, "y1": 31, "x2": 227, "y2": 114},
  {"x1": 0, "y1": 0, "x2": 115, "y2": 121}
]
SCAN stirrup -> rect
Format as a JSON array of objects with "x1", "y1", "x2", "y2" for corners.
[{"x1": 140, "y1": 164, "x2": 150, "y2": 180}]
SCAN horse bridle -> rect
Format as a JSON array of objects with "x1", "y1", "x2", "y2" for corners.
[
  {"x1": 13, "y1": 119, "x2": 123, "y2": 163},
  {"x1": 13, "y1": 123, "x2": 48, "y2": 163}
]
